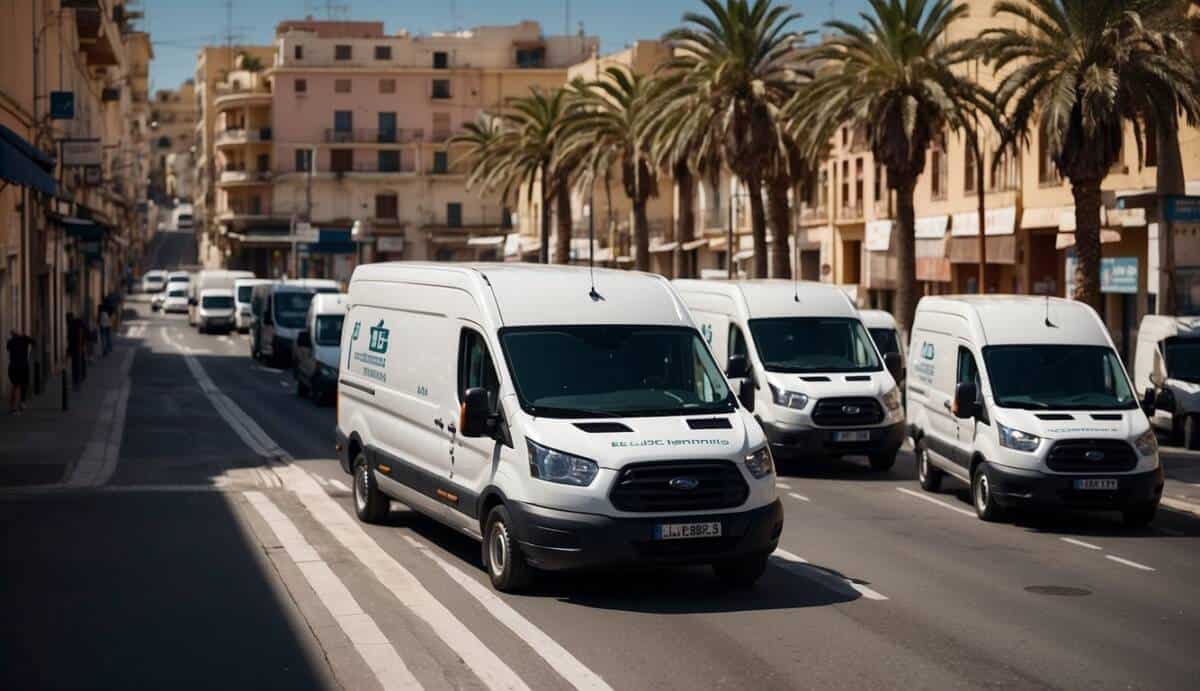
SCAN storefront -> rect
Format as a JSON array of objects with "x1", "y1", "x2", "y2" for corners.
[
  {"x1": 862, "y1": 219, "x2": 896, "y2": 310},
  {"x1": 914, "y1": 215, "x2": 951, "y2": 296},
  {"x1": 948, "y1": 206, "x2": 1018, "y2": 294}
]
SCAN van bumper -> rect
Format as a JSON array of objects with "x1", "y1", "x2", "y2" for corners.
[
  {"x1": 762, "y1": 420, "x2": 906, "y2": 460},
  {"x1": 507, "y1": 499, "x2": 784, "y2": 572},
  {"x1": 989, "y1": 464, "x2": 1164, "y2": 510}
]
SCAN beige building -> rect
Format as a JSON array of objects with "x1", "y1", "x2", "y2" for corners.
[{"x1": 149, "y1": 80, "x2": 198, "y2": 202}]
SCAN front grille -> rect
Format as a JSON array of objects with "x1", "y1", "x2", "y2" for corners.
[
  {"x1": 609, "y1": 460, "x2": 749, "y2": 513},
  {"x1": 811, "y1": 397, "x2": 884, "y2": 427},
  {"x1": 1045, "y1": 439, "x2": 1137, "y2": 473}
]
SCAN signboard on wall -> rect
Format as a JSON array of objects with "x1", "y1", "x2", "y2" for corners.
[
  {"x1": 50, "y1": 92, "x2": 75, "y2": 119},
  {"x1": 1065, "y1": 253, "x2": 1139, "y2": 296},
  {"x1": 61, "y1": 139, "x2": 102, "y2": 166}
]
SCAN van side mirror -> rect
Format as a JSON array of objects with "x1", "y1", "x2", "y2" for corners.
[
  {"x1": 1142, "y1": 388, "x2": 1157, "y2": 418},
  {"x1": 297, "y1": 330, "x2": 312, "y2": 348},
  {"x1": 1155, "y1": 387, "x2": 1176, "y2": 413},
  {"x1": 738, "y1": 377, "x2": 755, "y2": 412},
  {"x1": 884, "y1": 352, "x2": 904, "y2": 381},
  {"x1": 460, "y1": 387, "x2": 496, "y2": 438},
  {"x1": 726, "y1": 354, "x2": 749, "y2": 380},
  {"x1": 188, "y1": 297, "x2": 197, "y2": 306},
  {"x1": 952, "y1": 382, "x2": 979, "y2": 419}
]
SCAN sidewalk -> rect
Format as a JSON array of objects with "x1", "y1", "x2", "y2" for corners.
[{"x1": 0, "y1": 329, "x2": 138, "y2": 488}]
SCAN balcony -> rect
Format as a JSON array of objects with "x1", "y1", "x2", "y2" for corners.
[
  {"x1": 798, "y1": 205, "x2": 828, "y2": 224},
  {"x1": 218, "y1": 201, "x2": 273, "y2": 222},
  {"x1": 215, "y1": 127, "x2": 272, "y2": 147},
  {"x1": 328, "y1": 160, "x2": 418, "y2": 176},
  {"x1": 324, "y1": 128, "x2": 424, "y2": 145},
  {"x1": 838, "y1": 201, "x2": 864, "y2": 222},
  {"x1": 219, "y1": 169, "x2": 273, "y2": 185}
]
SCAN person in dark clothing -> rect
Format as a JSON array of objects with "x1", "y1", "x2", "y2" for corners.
[
  {"x1": 7, "y1": 330, "x2": 35, "y2": 413},
  {"x1": 67, "y1": 313, "x2": 83, "y2": 390}
]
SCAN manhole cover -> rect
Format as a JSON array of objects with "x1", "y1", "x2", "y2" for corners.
[{"x1": 1025, "y1": 585, "x2": 1092, "y2": 597}]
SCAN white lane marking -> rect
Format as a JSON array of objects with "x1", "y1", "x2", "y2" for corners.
[
  {"x1": 217, "y1": 335, "x2": 235, "y2": 346},
  {"x1": 280, "y1": 381, "x2": 290, "y2": 388},
  {"x1": 772, "y1": 548, "x2": 888, "y2": 601},
  {"x1": 1060, "y1": 537, "x2": 1102, "y2": 551},
  {"x1": 65, "y1": 346, "x2": 137, "y2": 488},
  {"x1": 788, "y1": 492, "x2": 810, "y2": 503},
  {"x1": 244, "y1": 492, "x2": 422, "y2": 691},
  {"x1": 311, "y1": 473, "x2": 330, "y2": 486},
  {"x1": 1105, "y1": 555, "x2": 1156, "y2": 572},
  {"x1": 896, "y1": 487, "x2": 977, "y2": 518},
  {"x1": 403, "y1": 535, "x2": 613, "y2": 691},
  {"x1": 328, "y1": 479, "x2": 351, "y2": 493},
  {"x1": 776, "y1": 482, "x2": 793, "y2": 490},
  {"x1": 255, "y1": 365, "x2": 285, "y2": 374}
]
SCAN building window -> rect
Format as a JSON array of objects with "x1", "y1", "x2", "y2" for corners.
[
  {"x1": 840, "y1": 160, "x2": 849, "y2": 212},
  {"x1": 965, "y1": 143, "x2": 977, "y2": 193},
  {"x1": 515, "y1": 47, "x2": 545, "y2": 68},
  {"x1": 294, "y1": 149, "x2": 311, "y2": 172},
  {"x1": 432, "y1": 112, "x2": 451, "y2": 141},
  {"x1": 256, "y1": 153, "x2": 269, "y2": 173},
  {"x1": 431, "y1": 79, "x2": 451, "y2": 99},
  {"x1": 375, "y1": 193, "x2": 398, "y2": 219},
  {"x1": 854, "y1": 157, "x2": 864, "y2": 209},
  {"x1": 1038, "y1": 125, "x2": 1061, "y2": 186},
  {"x1": 841, "y1": 127, "x2": 848, "y2": 147},
  {"x1": 433, "y1": 51, "x2": 449, "y2": 69},
  {"x1": 432, "y1": 150, "x2": 448, "y2": 174},
  {"x1": 333, "y1": 110, "x2": 353, "y2": 133},
  {"x1": 294, "y1": 78, "x2": 307, "y2": 93},
  {"x1": 334, "y1": 79, "x2": 352, "y2": 94},
  {"x1": 378, "y1": 150, "x2": 400, "y2": 172},
  {"x1": 331, "y1": 149, "x2": 353, "y2": 173},
  {"x1": 334, "y1": 44, "x2": 352, "y2": 60},
  {"x1": 374, "y1": 45, "x2": 392, "y2": 60},
  {"x1": 294, "y1": 45, "x2": 303, "y2": 60},
  {"x1": 379, "y1": 78, "x2": 396, "y2": 94},
  {"x1": 446, "y1": 202, "x2": 462, "y2": 227},
  {"x1": 873, "y1": 161, "x2": 883, "y2": 202},
  {"x1": 930, "y1": 133, "x2": 948, "y2": 201},
  {"x1": 991, "y1": 150, "x2": 1019, "y2": 191},
  {"x1": 378, "y1": 112, "x2": 397, "y2": 142}
]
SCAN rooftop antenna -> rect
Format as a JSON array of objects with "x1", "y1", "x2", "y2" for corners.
[
  {"x1": 1044, "y1": 295, "x2": 1057, "y2": 328},
  {"x1": 588, "y1": 188, "x2": 602, "y2": 301}
]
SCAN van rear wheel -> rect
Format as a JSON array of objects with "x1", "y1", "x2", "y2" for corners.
[
  {"x1": 916, "y1": 442, "x2": 943, "y2": 492},
  {"x1": 868, "y1": 450, "x2": 897, "y2": 472},
  {"x1": 483, "y1": 505, "x2": 532, "y2": 592},
  {"x1": 713, "y1": 551, "x2": 769, "y2": 588},
  {"x1": 352, "y1": 453, "x2": 389, "y2": 524},
  {"x1": 1185, "y1": 415, "x2": 1200, "y2": 451},
  {"x1": 972, "y1": 463, "x2": 1007, "y2": 522}
]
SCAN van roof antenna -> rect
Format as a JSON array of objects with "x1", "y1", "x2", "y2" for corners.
[
  {"x1": 587, "y1": 189, "x2": 602, "y2": 301},
  {"x1": 1044, "y1": 295, "x2": 1056, "y2": 328}
]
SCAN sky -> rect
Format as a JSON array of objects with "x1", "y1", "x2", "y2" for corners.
[{"x1": 142, "y1": 0, "x2": 871, "y2": 92}]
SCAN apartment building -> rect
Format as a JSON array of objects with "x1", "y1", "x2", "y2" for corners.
[
  {"x1": 0, "y1": 0, "x2": 152, "y2": 402},
  {"x1": 149, "y1": 80, "x2": 198, "y2": 202}
]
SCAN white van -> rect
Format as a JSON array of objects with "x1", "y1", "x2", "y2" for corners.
[
  {"x1": 907, "y1": 296, "x2": 1162, "y2": 525},
  {"x1": 250, "y1": 282, "x2": 324, "y2": 366},
  {"x1": 294, "y1": 292, "x2": 347, "y2": 403},
  {"x1": 142, "y1": 270, "x2": 167, "y2": 294},
  {"x1": 196, "y1": 289, "x2": 237, "y2": 333},
  {"x1": 189, "y1": 270, "x2": 255, "y2": 327},
  {"x1": 286, "y1": 278, "x2": 341, "y2": 293},
  {"x1": 171, "y1": 203, "x2": 194, "y2": 231},
  {"x1": 673, "y1": 280, "x2": 906, "y2": 470},
  {"x1": 336, "y1": 263, "x2": 783, "y2": 592},
  {"x1": 234, "y1": 278, "x2": 272, "y2": 332},
  {"x1": 1134, "y1": 315, "x2": 1200, "y2": 449}
]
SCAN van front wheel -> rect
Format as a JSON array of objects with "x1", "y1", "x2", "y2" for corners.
[
  {"x1": 916, "y1": 442, "x2": 943, "y2": 492},
  {"x1": 353, "y1": 454, "x2": 389, "y2": 524},
  {"x1": 972, "y1": 463, "x2": 1007, "y2": 522},
  {"x1": 483, "y1": 505, "x2": 532, "y2": 592}
]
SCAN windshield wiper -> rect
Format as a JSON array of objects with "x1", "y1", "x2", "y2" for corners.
[
  {"x1": 997, "y1": 400, "x2": 1050, "y2": 410},
  {"x1": 529, "y1": 405, "x2": 623, "y2": 419}
]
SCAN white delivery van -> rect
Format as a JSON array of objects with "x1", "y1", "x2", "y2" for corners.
[
  {"x1": 166, "y1": 270, "x2": 190, "y2": 288},
  {"x1": 286, "y1": 278, "x2": 341, "y2": 293},
  {"x1": 250, "y1": 282, "x2": 323, "y2": 366},
  {"x1": 294, "y1": 292, "x2": 347, "y2": 403},
  {"x1": 188, "y1": 270, "x2": 254, "y2": 327},
  {"x1": 234, "y1": 278, "x2": 272, "y2": 332},
  {"x1": 196, "y1": 289, "x2": 237, "y2": 333},
  {"x1": 1134, "y1": 315, "x2": 1200, "y2": 449},
  {"x1": 336, "y1": 263, "x2": 783, "y2": 592},
  {"x1": 673, "y1": 280, "x2": 906, "y2": 470},
  {"x1": 171, "y1": 203, "x2": 194, "y2": 231},
  {"x1": 907, "y1": 296, "x2": 1162, "y2": 525},
  {"x1": 142, "y1": 270, "x2": 167, "y2": 293}
]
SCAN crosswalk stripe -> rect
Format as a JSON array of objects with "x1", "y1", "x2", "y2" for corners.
[
  {"x1": 403, "y1": 535, "x2": 613, "y2": 691},
  {"x1": 244, "y1": 491, "x2": 422, "y2": 690}
]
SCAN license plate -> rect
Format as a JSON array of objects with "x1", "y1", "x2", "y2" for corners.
[
  {"x1": 833, "y1": 430, "x2": 871, "y2": 442},
  {"x1": 1074, "y1": 479, "x2": 1118, "y2": 490},
  {"x1": 654, "y1": 521, "x2": 722, "y2": 540}
]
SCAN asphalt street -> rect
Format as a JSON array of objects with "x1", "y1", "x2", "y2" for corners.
[{"x1": 4, "y1": 231, "x2": 1200, "y2": 690}]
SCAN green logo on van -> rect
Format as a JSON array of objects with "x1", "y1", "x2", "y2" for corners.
[{"x1": 368, "y1": 320, "x2": 389, "y2": 354}]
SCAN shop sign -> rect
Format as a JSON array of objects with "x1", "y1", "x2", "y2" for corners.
[
  {"x1": 1065, "y1": 254, "x2": 1138, "y2": 295},
  {"x1": 62, "y1": 139, "x2": 102, "y2": 166},
  {"x1": 1165, "y1": 196, "x2": 1200, "y2": 223},
  {"x1": 50, "y1": 92, "x2": 75, "y2": 119}
]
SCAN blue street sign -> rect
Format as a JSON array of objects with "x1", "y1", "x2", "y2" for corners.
[
  {"x1": 1165, "y1": 196, "x2": 1200, "y2": 222},
  {"x1": 50, "y1": 92, "x2": 75, "y2": 120}
]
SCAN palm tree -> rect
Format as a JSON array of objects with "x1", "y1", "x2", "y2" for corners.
[
  {"x1": 560, "y1": 67, "x2": 659, "y2": 271},
  {"x1": 454, "y1": 88, "x2": 578, "y2": 263},
  {"x1": 662, "y1": 0, "x2": 806, "y2": 279},
  {"x1": 788, "y1": 0, "x2": 994, "y2": 334},
  {"x1": 977, "y1": 0, "x2": 1200, "y2": 313}
]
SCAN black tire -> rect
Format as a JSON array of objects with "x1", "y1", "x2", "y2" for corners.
[
  {"x1": 352, "y1": 453, "x2": 389, "y2": 524},
  {"x1": 1122, "y1": 503, "x2": 1157, "y2": 528},
  {"x1": 296, "y1": 375, "x2": 309, "y2": 398},
  {"x1": 483, "y1": 505, "x2": 533, "y2": 592},
  {"x1": 972, "y1": 462, "x2": 1007, "y2": 522},
  {"x1": 1185, "y1": 415, "x2": 1200, "y2": 451},
  {"x1": 868, "y1": 449, "x2": 897, "y2": 472},
  {"x1": 713, "y1": 551, "x2": 770, "y2": 588},
  {"x1": 916, "y1": 441, "x2": 943, "y2": 492}
]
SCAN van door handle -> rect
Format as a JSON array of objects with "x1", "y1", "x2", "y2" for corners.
[
  {"x1": 943, "y1": 401, "x2": 952, "y2": 412},
  {"x1": 447, "y1": 423, "x2": 457, "y2": 435},
  {"x1": 433, "y1": 418, "x2": 444, "y2": 430}
]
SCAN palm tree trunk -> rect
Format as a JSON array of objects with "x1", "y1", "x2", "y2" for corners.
[
  {"x1": 1156, "y1": 111, "x2": 1184, "y2": 314},
  {"x1": 895, "y1": 175, "x2": 918, "y2": 336},
  {"x1": 633, "y1": 198, "x2": 650, "y2": 272},
  {"x1": 1071, "y1": 178, "x2": 1104, "y2": 314},
  {"x1": 747, "y1": 177, "x2": 768, "y2": 279},
  {"x1": 539, "y1": 164, "x2": 551, "y2": 264},
  {"x1": 766, "y1": 174, "x2": 792, "y2": 279},
  {"x1": 554, "y1": 177, "x2": 573, "y2": 264},
  {"x1": 674, "y1": 163, "x2": 695, "y2": 279}
]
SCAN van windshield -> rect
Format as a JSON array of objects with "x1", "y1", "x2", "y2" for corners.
[
  {"x1": 983, "y1": 345, "x2": 1136, "y2": 410},
  {"x1": 201, "y1": 296, "x2": 234, "y2": 309},
  {"x1": 499, "y1": 325, "x2": 736, "y2": 418},
  {"x1": 237, "y1": 286, "x2": 254, "y2": 303},
  {"x1": 315, "y1": 315, "x2": 344, "y2": 346},
  {"x1": 748, "y1": 318, "x2": 881, "y2": 373},
  {"x1": 869, "y1": 328, "x2": 901, "y2": 356},
  {"x1": 273, "y1": 292, "x2": 314, "y2": 329},
  {"x1": 1164, "y1": 337, "x2": 1200, "y2": 383}
]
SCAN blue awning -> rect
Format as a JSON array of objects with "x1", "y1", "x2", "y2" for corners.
[
  {"x1": 306, "y1": 228, "x2": 356, "y2": 254},
  {"x1": 50, "y1": 214, "x2": 105, "y2": 241},
  {"x1": 0, "y1": 125, "x2": 56, "y2": 195}
]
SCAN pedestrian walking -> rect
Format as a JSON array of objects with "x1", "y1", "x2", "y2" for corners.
[
  {"x1": 67, "y1": 312, "x2": 83, "y2": 390},
  {"x1": 7, "y1": 330, "x2": 35, "y2": 414},
  {"x1": 98, "y1": 305, "x2": 113, "y2": 356}
]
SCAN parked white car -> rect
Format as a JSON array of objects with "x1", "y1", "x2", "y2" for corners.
[
  {"x1": 162, "y1": 286, "x2": 189, "y2": 314},
  {"x1": 142, "y1": 270, "x2": 167, "y2": 293},
  {"x1": 1134, "y1": 314, "x2": 1200, "y2": 449}
]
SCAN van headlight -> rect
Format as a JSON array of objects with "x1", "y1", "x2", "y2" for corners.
[
  {"x1": 768, "y1": 383, "x2": 809, "y2": 410},
  {"x1": 881, "y1": 386, "x2": 902, "y2": 412},
  {"x1": 744, "y1": 446, "x2": 774, "y2": 478},
  {"x1": 526, "y1": 439, "x2": 598, "y2": 486},
  {"x1": 998, "y1": 423, "x2": 1040, "y2": 452},
  {"x1": 1134, "y1": 428, "x2": 1158, "y2": 456}
]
